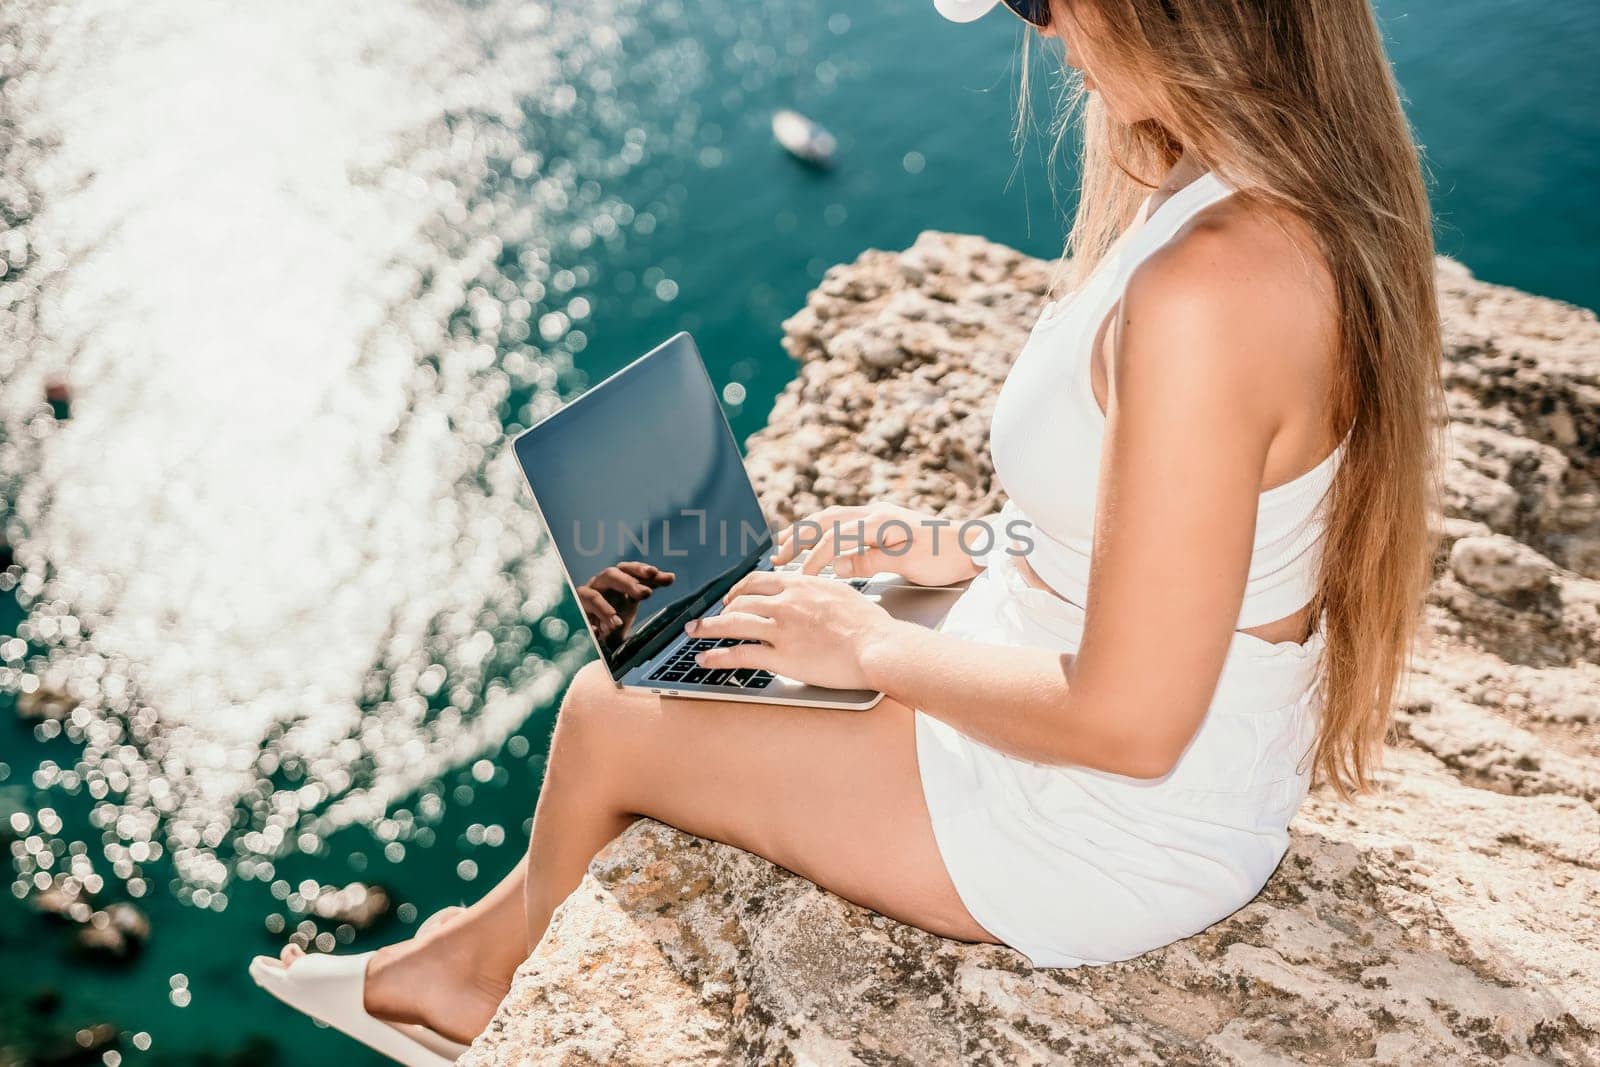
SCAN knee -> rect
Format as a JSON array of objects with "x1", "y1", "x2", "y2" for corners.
[{"x1": 553, "y1": 660, "x2": 629, "y2": 747}]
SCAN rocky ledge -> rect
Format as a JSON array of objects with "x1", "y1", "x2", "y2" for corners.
[{"x1": 463, "y1": 234, "x2": 1600, "y2": 1065}]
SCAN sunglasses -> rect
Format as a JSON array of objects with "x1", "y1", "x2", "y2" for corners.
[{"x1": 1001, "y1": 0, "x2": 1052, "y2": 27}]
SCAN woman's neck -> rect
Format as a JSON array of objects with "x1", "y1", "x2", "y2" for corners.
[
  {"x1": 1156, "y1": 151, "x2": 1208, "y2": 198},
  {"x1": 1143, "y1": 151, "x2": 1208, "y2": 220}
]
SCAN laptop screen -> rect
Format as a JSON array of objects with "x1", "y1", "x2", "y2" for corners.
[{"x1": 513, "y1": 333, "x2": 772, "y2": 679}]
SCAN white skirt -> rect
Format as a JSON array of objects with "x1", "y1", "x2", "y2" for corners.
[{"x1": 916, "y1": 542, "x2": 1322, "y2": 968}]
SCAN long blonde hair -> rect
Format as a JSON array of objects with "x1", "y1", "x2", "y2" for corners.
[{"x1": 1049, "y1": 0, "x2": 1445, "y2": 795}]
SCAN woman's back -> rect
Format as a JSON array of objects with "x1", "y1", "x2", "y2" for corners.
[{"x1": 990, "y1": 170, "x2": 1348, "y2": 635}]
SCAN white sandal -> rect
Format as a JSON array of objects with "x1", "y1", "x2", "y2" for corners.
[{"x1": 248, "y1": 951, "x2": 470, "y2": 1066}]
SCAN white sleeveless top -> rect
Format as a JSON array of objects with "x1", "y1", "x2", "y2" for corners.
[{"x1": 988, "y1": 171, "x2": 1344, "y2": 630}]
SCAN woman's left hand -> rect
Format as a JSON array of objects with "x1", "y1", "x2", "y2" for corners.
[{"x1": 685, "y1": 571, "x2": 898, "y2": 691}]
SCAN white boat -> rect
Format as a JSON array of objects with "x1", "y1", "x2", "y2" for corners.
[{"x1": 771, "y1": 109, "x2": 837, "y2": 166}]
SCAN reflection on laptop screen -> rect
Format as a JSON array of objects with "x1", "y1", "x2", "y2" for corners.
[{"x1": 513, "y1": 334, "x2": 771, "y2": 679}]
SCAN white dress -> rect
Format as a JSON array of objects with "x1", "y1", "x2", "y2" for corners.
[{"x1": 915, "y1": 172, "x2": 1338, "y2": 967}]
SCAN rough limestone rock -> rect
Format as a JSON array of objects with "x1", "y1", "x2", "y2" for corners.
[{"x1": 464, "y1": 235, "x2": 1600, "y2": 1065}]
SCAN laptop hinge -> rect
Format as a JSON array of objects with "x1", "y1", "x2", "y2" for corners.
[{"x1": 609, "y1": 538, "x2": 772, "y2": 679}]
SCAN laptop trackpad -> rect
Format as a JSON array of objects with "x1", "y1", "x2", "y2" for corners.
[{"x1": 868, "y1": 579, "x2": 965, "y2": 630}]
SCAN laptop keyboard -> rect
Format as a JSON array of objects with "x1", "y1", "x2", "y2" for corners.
[
  {"x1": 646, "y1": 638, "x2": 775, "y2": 690},
  {"x1": 645, "y1": 578, "x2": 871, "y2": 691}
]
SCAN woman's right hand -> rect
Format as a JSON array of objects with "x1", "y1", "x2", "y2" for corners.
[{"x1": 771, "y1": 503, "x2": 988, "y2": 588}]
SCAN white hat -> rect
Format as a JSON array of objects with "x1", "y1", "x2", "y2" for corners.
[{"x1": 933, "y1": 0, "x2": 1002, "y2": 23}]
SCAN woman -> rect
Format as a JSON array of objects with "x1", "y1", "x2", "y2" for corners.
[{"x1": 253, "y1": 0, "x2": 1443, "y2": 1057}]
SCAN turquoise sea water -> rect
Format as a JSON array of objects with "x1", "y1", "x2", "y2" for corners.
[{"x1": 0, "y1": 1, "x2": 1595, "y2": 1063}]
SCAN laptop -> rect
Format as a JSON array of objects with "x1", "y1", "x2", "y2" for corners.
[{"x1": 512, "y1": 332, "x2": 964, "y2": 710}]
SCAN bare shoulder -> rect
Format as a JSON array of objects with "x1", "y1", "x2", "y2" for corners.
[{"x1": 1114, "y1": 194, "x2": 1338, "y2": 438}]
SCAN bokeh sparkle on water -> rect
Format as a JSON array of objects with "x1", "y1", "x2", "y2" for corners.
[{"x1": 0, "y1": 0, "x2": 758, "y2": 904}]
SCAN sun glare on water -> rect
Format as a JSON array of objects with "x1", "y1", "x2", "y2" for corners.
[{"x1": 0, "y1": 0, "x2": 717, "y2": 902}]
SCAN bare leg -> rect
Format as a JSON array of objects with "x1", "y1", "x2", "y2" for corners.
[
  {"x1": 276, "y1": 855, "x2": 531, "y2": 1038},
  {"x1": 336, "y1": 661, "x2": 993, "y2": 1043},
  {"x1": 521, "y1": 662, "x2": 989, "y2": 947}
]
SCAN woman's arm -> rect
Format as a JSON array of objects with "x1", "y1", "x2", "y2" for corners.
[{"x1": 699, "y1": 217, "x2": 1329, "y2": 779}]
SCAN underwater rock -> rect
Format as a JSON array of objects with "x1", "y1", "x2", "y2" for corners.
[
  {"x1": 30, "y1": 874, "x2": 149, "y2": 961},
  {"x1": 75, "y1": 902, "x2": 150, "y2": 961},
  {"x1": 309, "y1": 882, "x2": 392, "y2": 930},
  {"x1": 15, "y1": 683, "x2": 74, "y2": 722},
  {"x1": 31, "y1": 881, "x2": 94, "y2": 924},
  {"x1": 29, "y1": 1022, "x2": 119, "y2": 1067}
]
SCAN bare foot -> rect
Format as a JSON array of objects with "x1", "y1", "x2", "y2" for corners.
[
  {"x1": 417, "y1": 905, "x2": 466, "y2": 938},
  {"x1": 271, "y1": 906, "x2": 462, "y2": 968},
  {"x1": 273, "y1": 906, "x2": 509, "y2": 1045},
  {"x1": 360, "y1": 927, "x2": 510, "y2": 1045}
]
